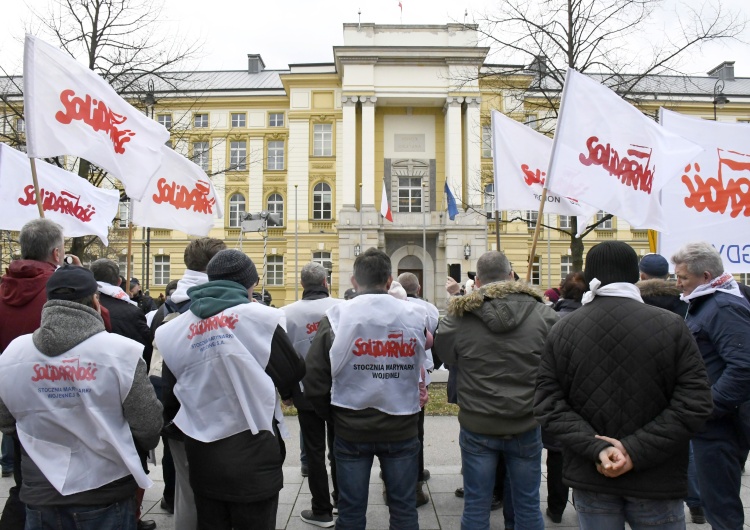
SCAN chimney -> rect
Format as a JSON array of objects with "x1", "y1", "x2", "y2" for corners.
[
  {"x1": 247, "y1": 54, "x2": 266, "y2": 74},
  {"x1": 708, "y1": 61, "x2": 735, "y2": 81},
  {"x1": 530, "y1": 55, "x2": 548, "y2": 77}
]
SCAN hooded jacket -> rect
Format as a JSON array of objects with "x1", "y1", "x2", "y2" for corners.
[
  {"x1": 433, "y1": 281, "x2": 558, "y2": 436},
  {"x1": 0, "y1": 260, "x2": 56, "y2": 352},
  {"x1": 0, "y1": 300, "x2": 162, "y2": 506},
  {"x1": 637, "y1": 279, "x2": 688, "y2": 318}
]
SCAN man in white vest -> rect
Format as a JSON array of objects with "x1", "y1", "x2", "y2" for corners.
[
  {"x1": 397, "y1": 272, "x2": 439, "y2": 506},
  {"x1": 155, "y1": 249, "x2": 305, "y2": 530},
  {"x1": 304, "y1": 247, "x2": 428, "y2": 530},
  {"x1": 0, "y1": 265, "x2": 163, "y2": 528},
  {"x1": 282, "y1": 262, "x2": 342, "y2": 528}
]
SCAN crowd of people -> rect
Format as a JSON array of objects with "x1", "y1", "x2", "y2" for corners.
[{"x1": 0, "y1": 218, "x2": 748, "y2": 530}]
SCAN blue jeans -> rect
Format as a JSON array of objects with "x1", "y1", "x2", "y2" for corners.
[
  {"x1": 1, "y1": 434, "x2": 13, "y2": 473},
  {"x1": 692, "y1": 416, "x2": 748, "y2": 529},
  {"x1": 459, "y1": 426, "x2": 543, "y2": 530},
  {"x1": 685, "y1": 442, "x2": 701, "y2": 509},
  {"x1": 334, "y1": 436, "x2": 419, "y2": 530},
  {"x1": 25, "y1": 498, "x2": 136, "y2": 530},
  {"x1": 573, "y1": 489, "x2": 685, "y2": 530}
]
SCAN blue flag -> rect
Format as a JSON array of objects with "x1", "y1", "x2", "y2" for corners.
[{"x1": 445, "y1": 182, "x2": 459, "y2": 220}]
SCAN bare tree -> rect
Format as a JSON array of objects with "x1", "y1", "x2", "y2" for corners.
[{"x1": 469, "y1": 0, "x2": 746, "y2": 270}]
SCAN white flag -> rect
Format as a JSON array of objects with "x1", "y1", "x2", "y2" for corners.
[
  {"x1": 547, "y1": 69, "x2": 703, "y2": 231},
  {"x1": 23, "y1": 35, "x2": 169, "y2": 201},
  {"x1": 132, "y1": 147, "x2": 223, "y2": 237},
  {"x1": 491, "y1": 110, "x2": 596, "y2": 235},
  {"x1": 659, "y1": 109, "x2": 750, "y2": 273},
  {"x1": 0, "y1": 143, "x2": 119, "y2": 245}
]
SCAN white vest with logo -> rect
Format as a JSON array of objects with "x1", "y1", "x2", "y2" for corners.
[
  {"x1": 283, "y1": 297, "x2": 342, "y2": 359},
  {"x1": 155, "y1": 302, "x2": 284, "y2": 443},
  {"x1": 327, "y1": 294, "x2": 427, "y2": 415},
  {"x1": 0, "y1": 333, "x2": 151, "y2": 496},
  {"x1": 407, "y1": 297, "x2": 440, "y2": 383}
]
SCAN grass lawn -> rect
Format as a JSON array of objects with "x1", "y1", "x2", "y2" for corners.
[{"x1": 281, "y1": 383, "x2": 458, "y2": 417}]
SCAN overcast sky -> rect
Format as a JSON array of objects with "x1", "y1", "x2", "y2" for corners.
[{"x1": 1, "y1": 0, "x2": 749, "y2": 76}]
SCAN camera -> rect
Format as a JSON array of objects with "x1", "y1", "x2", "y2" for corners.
[{"x1": 64, "y1": 256, "x2": 74, "y2": 265}]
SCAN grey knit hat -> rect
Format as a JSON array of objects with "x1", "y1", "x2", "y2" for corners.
[
  {"x1": 584, "y1": 241, "x2": 640, "y2": 287},
  {"x1": 206, "y1": 249, "x2": 259, "y2": 289}
]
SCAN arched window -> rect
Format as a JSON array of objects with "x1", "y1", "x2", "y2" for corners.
[
  {"x1": 267, "y1": 193, "x2": 284, "y2": 225},
  {"x1": 228, "y1": 193, "x2": 246, "y2": 228},
  {"x1": 484, "y1": 183, "x2": 495, "y2": 214},
  {"x1": 313, "y1": 183, "x2": 332, "y2": 220}
]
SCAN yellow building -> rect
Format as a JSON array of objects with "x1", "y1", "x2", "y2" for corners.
[{"x1": 2, "y1": 24, "x2": 749, "y2": 306}]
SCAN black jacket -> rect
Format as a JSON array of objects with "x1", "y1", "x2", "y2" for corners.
[
  {"x1": 535, "y1": 296, "x2": 713, "y2": 499},
  {"x1": 637, "y1": 279, "x2": 688, "y2": 318},
  {"x1": 98, "y1": 294, "x2": 153, "y2": 368}
]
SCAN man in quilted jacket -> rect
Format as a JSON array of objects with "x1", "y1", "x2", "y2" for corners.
[{"x1": 535, "y1": 241, "x2": 713, "y2": 529}]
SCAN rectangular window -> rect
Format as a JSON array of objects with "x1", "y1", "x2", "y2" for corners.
[
  {"x1": 525, "y1": 114, "x2": 539, "y2": 130},
  {"x1": 313, "y1": 252, "x2": 332, "y2": 286},
  {"x1": 561, "y1": 255, "x2": 572, "y2": 279},
  {"x1": 596, "y1": 210, "x2": 613, "y2": 229},
  {"x1": 482, "y1": 125, "x2": 492, "y2": 158},
  {"x1": 118, "y1": 255, "x2": 133, "y2": 277},
  {"x1": 266, "y1": 256, "x2": 284, "y2": 286},
  {"x1": 398, "y1": 177, "x2": 423, "y2": 213},
  {"x1": 559, "y1": 215, "x2": 571, "y2": 230},
  {"x1": 194, "y1": 114, "x2": 208, "y2": 128},
  {"x1": 229, "y1": 141, "x2": 247, "y2": 171},
  {"x1": 530, "y1": 256, "x2": 540, "y2": 286},
  {"x1": 157, "y1": 114, "x2": 172, "y2": 129},
  {"x1": 118, "y1": 200, "x2": 130, "y2": 228},
  {"x1": 154, "y1": 256, "x2": 170, "y2": 285},
  {"x1": 526, "y1": 210, "x2": 538, "y2": 229},
  {"x1": 15, "y1": 118, "x2": 24, "y2": 133},
  {"x1": 231, "y1": 113, "x2": 246, "y2": 128},
  {"x1": 267, "y1": 141, "x2": 284, "y2": 170},
  {"x1": 738, "y1": 273, "x2": 750, "y2": 285},
  {"x1": 313, "y1": 123, "x2": 333, "y2": 156},
  {"x1": 269, "y1": 113, "x2": 284, "y2": 127},
  {"x1": 193, "y1": 142, "x2": 209, "y2": 171}
]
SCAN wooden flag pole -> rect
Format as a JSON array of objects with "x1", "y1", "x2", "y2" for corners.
[
  {"x1": 526, "y1": 188, "x2": 548, "y2": 283},
  {"x1": 29, "y1": 159, "x2": 45, "y2": 218}
]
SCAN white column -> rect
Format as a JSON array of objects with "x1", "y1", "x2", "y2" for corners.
[
  {"x1": 341, "y1": 96, "x2": 358, "y2": 208},
  {"x1": 360, "y1": 96, "x2": 376, "y2": 207},
  {"x1": 248, "y1": 137, "x2": 264, "y2": 213},
  {"x1": 444, "y1": 97, "x2": 464, "y2": 206},
  {"x1": 464, "y1": 97, "x2": 482, "y2": 208}
]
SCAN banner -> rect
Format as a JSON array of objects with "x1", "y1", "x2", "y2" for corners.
[
  {"x1": 491, "y1": 110, "x2": 596, "y2": 235},
  {"x1": 0, "y1": 143, "x2": 119, "y2": 244},
  {"x1": 546, "y1": 69, "x2": 702, "y2": 231},
  {"x1": 23, "y1": 35, "x2": 169, "y2": 201},
  {"x1": 659, "y1": 109, "x2": 750, "y2": 273},
  {"x1": 132, "y1": 147, "x2": 222, "y2": 236}
]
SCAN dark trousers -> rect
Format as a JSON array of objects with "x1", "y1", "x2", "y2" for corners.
[
  {"x1": 546, "y1": 450, "x2": 569, "y2": 515},
  {"x1": 298, "y1": 410, "x2": 337, "y2": 515},
  {"x1": 418, "y1": 407, "x2": 426, "y2": 481},
  {"x1": 693, "y1": 416, "x2": 749, "y2": 530},
  {"x1": 194, "y1": 492, "x2": 278, "y2": 530},
  {"x1": 0, "y1": 435, "x2": 25, "y2": 529}
]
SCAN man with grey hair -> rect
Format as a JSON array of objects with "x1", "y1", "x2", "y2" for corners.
[
  {"x1": 672, "y1": 241, "x2": 750, "y2": 529},
  {"x1": 282, "y1": 262, "x2": 341, "y2": 527},
  {"x1": 0, "y1": 219, "x2": 66, "y2": 529},
  {"x1": 397, "y1": 272, "x2": 439, "y2": 505},
  {"x1": 434, "y1": 251, "x2": 558, "y2": 530}
]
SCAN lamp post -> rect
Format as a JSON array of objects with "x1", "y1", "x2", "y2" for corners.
[
  {"x1": 422, "y1": 180, "x2": 427, "y2": 296},
  {"x1": 294, "y1": 184, "x2": 298, "y2": 301},
  {"x1": 713, "y1": 79, "x2": 729, "y2": 121}
]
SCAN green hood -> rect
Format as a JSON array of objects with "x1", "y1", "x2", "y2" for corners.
[{"x1": 187, "y1": 280, "x2": 250, "y2": 318}]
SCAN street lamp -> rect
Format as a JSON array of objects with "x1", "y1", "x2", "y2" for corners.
[
  {"x1": 464, "y1": 244, "x2": 472, "y2": 260},
  {"x1": 713, "y1": 79, "x2": 729, "y2": 121},
  {"x1": 353, "y1": 244, "x2": 361, "y2": 257}
]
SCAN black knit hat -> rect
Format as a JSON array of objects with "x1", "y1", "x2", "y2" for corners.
[
  {"x1": 46, "y1": 265, "x2": 99, "y2": 301},
  {"x1": 206, "y1": 249, "x2": 258, "y2": 289},
  {"x1": 584, "y1": 241, "x2": 640, "y2": 287}
]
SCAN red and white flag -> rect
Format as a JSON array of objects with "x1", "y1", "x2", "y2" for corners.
[
  {"x1": 659, "y1": 109, "x2": 750, "y2": 273},
  {"x1": 546, "y1": 68, "x2": 702, "y2": 231},
  {"x1": 491, "y1": 110, "x2": 596, "y2": 235},
  {"x1": 132, "y1": 146, "x2": 222, "y2": 236},
  {"x1": 23, "y1": 35, "x2": 169, "y2": 201},
  {"x1": 0, "y1": 143, "x2": 119, "y2": 245},
  {"x1": 380, "y1": 181, "x2": 393, "y2": 222}
]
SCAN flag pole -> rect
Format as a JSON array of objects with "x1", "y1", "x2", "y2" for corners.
[
  {"x1": 527, "y1": 67, "x2": 575, "y2": 283},
  {"x1": 295, "y1": 184, "x2": 299, "y2": 301},
  {"x1": 126, "y1": 203, "x2": 134, "y2": 286},
  {"x1": 28, "y1": 159, "x2": 45, "y2": 218}
]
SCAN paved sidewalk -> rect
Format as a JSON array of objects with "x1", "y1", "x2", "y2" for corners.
[{"x1": 2, "y1": 416, "x2": 747, "y2": 528}]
